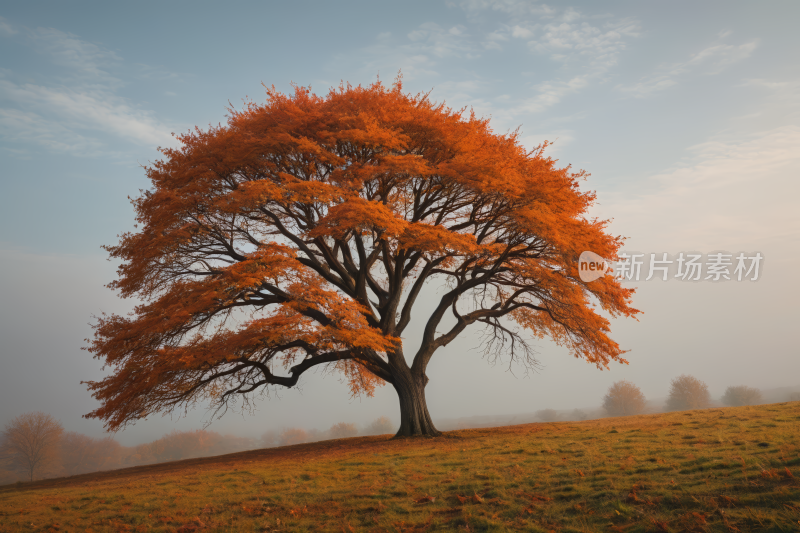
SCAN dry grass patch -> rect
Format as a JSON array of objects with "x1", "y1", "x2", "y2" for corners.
[{"x1": 1, "y1": 403, "x2": 799, "y2": 531}]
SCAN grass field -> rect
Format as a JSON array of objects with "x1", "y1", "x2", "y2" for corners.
[{"x1": 1, "y1": 403, "x2": 799, "y2": 532}]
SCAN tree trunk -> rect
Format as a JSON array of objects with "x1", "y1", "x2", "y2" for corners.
[{"x1": 392, "y1": 369, "x2": 441, "y2": 437}]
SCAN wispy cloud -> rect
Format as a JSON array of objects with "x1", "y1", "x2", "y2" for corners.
[
  {"x1": 328, "y1": 21, "x2": 478, "y2": 83},
  {"x1": 0, "y1": 80, "x2": 174, "y2": 147},
  {"x1": 30, "y1": 27, "x2": 122, "y2": 84},
  {"x1": 450, "y1": 0, "x2": 556, "y2": 18},
  {"x1": 332, "y1": 4, "x2": 639, "y2": 120},
  {"x1": 0, "y1": 21, "x2": 178, "y2": 158},
  {"x1": 619, "y1": 38, "x2": 759, "y2": 98},
  {"x1": 462, "y1": 5, "x2": 640, "y2": 113},
  {"x1": 487, "y1": 8, "x2": 640, "y2": 113},
  {"x1": 407, "y1": 23, "x2": 472, "y2": 58},
  {"x1": 0, "y1": 16, "x2": 16, "y2": 36},
  {"x1": 594, "y1": 126, "x2": 800, "y2": 253},
  {"x1": 525, "y1": 16, "x2": 639, "y2": 66},
  {"x1": 0, "y1": 108, "x2": 105, "y2": 156},
  {"x1": 480, "y1": 9, "x2": 639, "y2": 63},
  {"x1": 523, "y1": 74, "x2": 592, "y2": 113}
]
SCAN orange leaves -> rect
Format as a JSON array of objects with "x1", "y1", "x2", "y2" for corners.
[
  {"x1": 677, "y1": 511, "x2": 709, "y2": 533},
  {"x1": 759, "y1": 467, "x2": 794, "y2": 481},
  {"x1": 87, "y1": 76, "x2": 640, "y2": 433},
  {"x1": 334, "y1": 359, "x2": 386, "y2": 398},
  {"x1": 226, "y1": 180, "x2": 283, "y2": 208},
  {"x1": 312, "y1": 201, "x2": 484, "y2": 259},
  {"x1": 228, "y1": 177, "x2": 348, "y2": 211},
  {"x1": 85, "y1": 237, "x2": 396, "y2": 429},
  {"x1": 221, "y1": 243, "x2": 299, "y2": 291},
  {"x1": 288, "y1": 506, "x2": 307, "y2": 518},
  {"x1": 760, "y1": 468, "x2": 781, "y2": 479},
  {"x1": 311, "y1": 197, "x2": 407, "y2": 240},
  {"x1": 175, "y1": 517, "x2": 206, "y2": 532},
  {"x1": 398, "y1": 222, "x2": 479, "y2": 256},
  {"x1": 335, "y1": 115, "x2": 410, "y2": 153},
  {"x1": 649, "y1": 518, "x2": 670, "y2": 532}
]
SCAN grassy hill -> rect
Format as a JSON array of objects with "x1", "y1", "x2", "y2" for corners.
[{"x1": 1, "y1": 402, "x2": 799, "y2": 532}]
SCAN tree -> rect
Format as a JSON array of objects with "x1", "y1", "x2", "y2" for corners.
[
  {"x1": 1, "y1": 412, "x2": 64, "y2": 481},
  {"x1": 0, "y1": 433, "x2": 21, "y2": 484},
  {"x1": 279, "y1": 428, "x2": 308, "y2": 446},
  {"x1": 788, "y1": 392, "x2": 800, "y2": 402},
  {"x1": 329, "y1": 422, "x2": 358, "y2": 439},
  {"x1": 84, "y1": 79, "x2": 639, "y2": 437},
  {"x1": 603, "y1": 380, "x2": 646, "y2": 417},
  {"x1": 364, "y1": 416, "x2": 395, "y2": 435},
  {"x1": 721, "y1": 385, "x2": 762, "y2": 407},
  {"x1": 666, "y1": 375, "x2": 710, "y2": 411},
  {"x1": 60, "y1": 432, "x2": 122, "y2": 476}
]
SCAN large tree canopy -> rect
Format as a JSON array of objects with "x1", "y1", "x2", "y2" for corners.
[{"x1": 85, "y1": 79, "x2": 639, "y2": 436}]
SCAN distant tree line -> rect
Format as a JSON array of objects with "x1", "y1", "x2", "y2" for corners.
[
  {"x1": 259, "y1": 417, "x2": 395, "y2": 448},
  {"x1": 0, "y1": 413, "x2": 259, "y2": 485},
  {"x1": 4, "y1": 379, "x2": 792, "y2": 484},
  {"x1": 596, "y1": 376, "x2": 771, "y2": 419},
  {"x1": 533, "y1": 376, "x2": 781, "y2": 423},
  {"x1": 1, "y1": 413, "x2": 395, "y2": 485}
]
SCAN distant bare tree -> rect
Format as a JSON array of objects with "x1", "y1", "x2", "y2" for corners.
[
  {"x1": 536, "y1": 409, "x2": 559, "y2": 422},
  {"x1": 279, "y1": 428, "x2": 309, "y2": 446},
  {"x1": 666, "y1": 375, "x2": 710, "y2": 411},
  {"x1": 329, "y1": 423, "x2": 358, "y2": 440},
  {"x1": 2, "y1": 412, "x2": 64, "y2": 481},
  {"x1": 603, "y1": 380, "x2": 647, "y2": 416},
  {"x1": 0, "y1": 434, "x2": 19, "y2": 484},
  {"x1": 721, "y1": 386, "x2": 763, "y2": 407},
  {"x1": 787, "y1": 392, "x2": 800, "y2": 402},
  {"x1": 364, "y1": 416, "x2": 395, "y2": 435}
]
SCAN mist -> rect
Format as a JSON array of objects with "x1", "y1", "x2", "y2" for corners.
[{"x1": 1, "y1": 1, "x2": 799, "y2": 455}]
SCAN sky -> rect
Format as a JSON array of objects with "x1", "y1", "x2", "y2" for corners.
[{"x1": 0, "y1": 1, "x2": 798, "y2": 446}]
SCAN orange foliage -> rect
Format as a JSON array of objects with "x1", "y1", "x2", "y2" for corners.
[
  {"x1": 279, "y1": 428, "x2": 309, "y2": 446},
  {"x1": 84, "y1": 77, "x2": 639, "y2": 434},
  {"x1": 122, "y1": 430, "x2": 254, "y2": 466},
  {"x1": 1, "y1": 412, "x2": 64, "y2": 482},
  {"x1": 59, "y1": 432, "x2": 123, "y2": 476},
  {"x1": 329, "y1": 423, "x2": 358, "y2": 440},
  {"x1": 666, "y1": 375, "x2": 711, "y2": 411},
  {"x1": 603, "y1": 380, "x2": 647, "y2": 416}
]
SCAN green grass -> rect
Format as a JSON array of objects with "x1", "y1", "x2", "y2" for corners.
[{"x1": 1, "y1": 402, "x2": 799, "y2": 532}]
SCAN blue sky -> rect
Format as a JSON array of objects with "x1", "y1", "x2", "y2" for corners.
[{"x1": 1, "y1": 1, "x2": 798, "y2": 444}]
